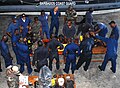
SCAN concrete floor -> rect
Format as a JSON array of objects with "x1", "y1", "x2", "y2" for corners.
[{"x1": 0, "y1": 11, "x2": 120, "y2": 88}]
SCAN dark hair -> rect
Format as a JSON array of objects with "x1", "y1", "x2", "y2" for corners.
[
  {"x1": 41, "y1": 10, "x2": 45, "y2": 13},
  {"x1": 37, "y1": 40, "x2": 43, "y2": 47},
  {"x1": 89, "y1": 8, "x2": 94, "y2": 12},
  {"x1": 109, "y1": 21, "x2": 116, "y2": 25},
  {"x1": 34, "y1": 17, "x2": 38, "y2": 20}
]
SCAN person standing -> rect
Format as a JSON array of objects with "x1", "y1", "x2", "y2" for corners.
[
  {"x1": 63, "y1": 38, "x2": 80, "y2": 74},
  {"x1": 48, "y1": 34, "x2": 63, "y2": 71},
  {"x1": 16, "y1": 37, "x2": 32, "y2": 74},
  {"x1": 30, "y1": 17, "x2": 42, "y2": 35},
  {"x1": 76, "y1": 33, "x2": 94, "y2": 71},
  {"x1": 6, "y1": 16, "x2": 19, "y2": 38},
  {"x1": 11, "y1": 29, "x2": 20, "y2": 64},
  {"x1": 63, "y1": 20, "x2": 76, "y2": 39},
  {"x1": 65, "y1": 5, "x2": 77, "y2": 24},
  {"x1": 85, "y1": 8, "x2": 94, "y2": 26},
  {"x1": 38, "y1": 10, "x2": 50, "y2": 39},
  {"x1": 109, "y1": 21, "x2": 119, "y2": 41},
  {"x1": 18, "y1": 13, "x2": 31, "y2": 38},
  {"x1": 49, "y1": 6, "x2": 61, "y2": 37},
  {"x1": 32, "y1": 40, "x2": 49, "y2": 72},
  {"x1": 91, "y1": 32, "x2": 118, "y2": 73},
  {"x1": 0, "y1": 35, "x2": 13, "y2": 68}
]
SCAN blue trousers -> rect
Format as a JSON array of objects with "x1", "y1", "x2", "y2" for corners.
[
  {"x1": 101, "y1": 54, "x2": 117, "y2": 73},
  {"x1": 12, "y1": 45, "x2": 20, "y2": 64},
  {"x1": 42, "y1": 26, "x2": 50, "y2": 39},
  {"x1": 19, "y1": 57, "x2": 32, "y2": 74},
  {"x1": 64, "y1": 55, "x2": 76, "y2": 74},
  {"x1": 2, "y1": 55, "x2": 12, "y2": 68},
  {"x1": 49, "y1": 52, "x2": 59, "y2": 71},
  {"x1": 50, "y1": 22, "x2": 59, "y2": 36}
]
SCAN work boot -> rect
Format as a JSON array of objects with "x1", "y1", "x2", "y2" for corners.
[
  {"x1": 110, "y1": 67, "x2": 116, "y2": 73},
  {"x1": 34, "y1": 69, "x2": 39, "y2": 72},
  {"x1": 98, "y1": 65, "x2": 103, "y2": 71}
]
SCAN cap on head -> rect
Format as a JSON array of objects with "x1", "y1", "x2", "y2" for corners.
[
  {"x1": 109, "y1": 21, "x2": 116, "y2": 25},
  {"x1": 12, "y1": 16, "x2": 17, "y2": 20},
  {"x1": 22, "y1": 13, "x2": 26, "y2": 17}
]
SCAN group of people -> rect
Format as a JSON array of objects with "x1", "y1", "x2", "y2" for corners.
[{"x1": 0, "y1": 5, "x2": 119, "y2": 76}]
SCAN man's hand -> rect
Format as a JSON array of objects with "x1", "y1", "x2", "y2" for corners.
[{"x1": 90, "y1": 32, "x2": 95, "y2": 37}]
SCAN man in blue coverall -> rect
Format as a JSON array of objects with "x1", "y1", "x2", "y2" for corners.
[
  {"x1": 49, "y1": 6, "x2": 61, "y2": 37},
  {"x1": 0, "y1": 35, "x2": 13, "y2": 68},
  {"x1": 32, "y1": 40, "x2": 49, "y2": 72},
  {"x1": 6, "y1": 16, "x2": 19, "y2": 38},
  {"x1": 91, "y1": 32, "x2": 118, "y2": 73},
  {"x1": 94, "y1": 22, "x2": 108, "y2": 37},
  {"x1": 11, "y1": 29, "x2": 20, "y2": 64},
  {"x1": 63, "y1": 20, "x2": 76, "y2": 39},
  {"x1": 16, "y1": 37, "x2": 32, "y2": 74},
  {"x1": 109, "y1": 21, "x2": 119, "y2": 51},
  {"x1": 109, "y1": 21, "x2": 119, "y2": 41},
  {"x1": 76, "y1": 33, "x2": 94, "y2": 71},
  {"x1": 38, "y1": 10, "x2": 50, "y2": 39},
  {"x1": 19, "y1": 13, "x2": 31, "y2": 38},
  {"x1": 48, "y1": 34, "x2": 63, "y2": 71},
  {"x1": 85, "y1": 8, "x2": 94, "y2": 26},
  {"x1": 63, "y1": 38, "x2": 80, "y2": 74}
]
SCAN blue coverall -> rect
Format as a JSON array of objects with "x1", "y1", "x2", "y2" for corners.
[
  {"x1": 110, "y1": 26, "x2": 119, "y2": 41},
  {"x1": 62, "y1": 24, "x2": 76, "y2": 38},
  {"x1": 76, "y1": 38, "x2": 94, "y2": 71},
  {"x1": 96, "y1": 36, "x2": 117, "y2": 73},
  {"x1": 48, "y1": 38, "x2": 63, "y2": 71},
  {"x1": 38, "y1": 14, "x2": 50, "y2": 39},
  {"x1": 49, "y1": 10, "x2": 61, "y2": 36},
  {"x1": 97, "y1": 23, "x2": 108, "y2": 37},
  {"x1": 18, "y1": 17, "x2": 31, "y2": 37},
  {"x1": 6, "y1": 21, "x2": 19, "y2": 36},
  {"x1": 16, "y1": 42, "x2": 32, "y2": 74},
  {"x1": 85, "y1": 11, "x2": 93, "y2": 25},
  {"x1": 11, "y1": 34, "x2": 20, "y2": 64},
  {"x1": 63, "y1": 42, "x2": 80, "y2": 74},
  {"x1": 0, "y1": 41, "x2": 12, "y2": 68}
]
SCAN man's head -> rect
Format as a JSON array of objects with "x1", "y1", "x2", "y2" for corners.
[
  {"x1": 68, "y1": 5, "x2": 73, "y2": 11},
  {"x1": 41, "y1": 10, "x2": 45, "y2": 16},
  {"x1": 89, "y1": 8, "x2": 94, "y2": 13},
  {"x1": 109, "y1": 21, "x2": 116, "y2": 28},
  {"x1": 67, "y1": 20, "x2": 72, "y2": 27},
  {"x1": 22, "y1": 13, "x2": 26, "y2": 19},
  {"x1": 14, "y1": 29, "x2": 19, "y2": 35},
  {"x1": 37, "y1": 40, "x2": 43, "y2": 47},
  {"x1": 2, "y1": 35, "x2": 8, "y2": 42},
  {"x1": 54, "y1": 6, "x2": 59, "y2": 12},
  {"x1": 12, "y1": 16, "x2": 17, "y2": 23},
  {"x1": 34, "y1": 17, "x2": 38, "y2": 21}
]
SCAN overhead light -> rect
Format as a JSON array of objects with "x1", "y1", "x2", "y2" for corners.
[
  {"x1": 85, "y1": 0, "x2": 89, "y2": 4},
  {"x1": 20, "y1": 0, "x2": 23, "y2": 4}
]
